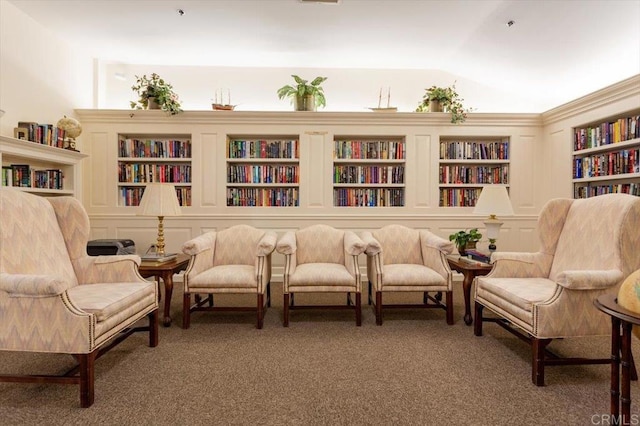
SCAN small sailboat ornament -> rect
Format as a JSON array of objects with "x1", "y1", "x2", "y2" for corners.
[{"x1": 369, "y1": 87, "x2": 397, "y2": 112}]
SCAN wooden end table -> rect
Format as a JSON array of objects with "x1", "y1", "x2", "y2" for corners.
[
  {"x1": 138, "y1": 254, "x2": 190, "y2": 327},
  {"x1": 447, "y1": 255, "x2": 493, "y2": 325},
  {"x1": 594, "y1": 294, "x2": 640, "y2": 425}
]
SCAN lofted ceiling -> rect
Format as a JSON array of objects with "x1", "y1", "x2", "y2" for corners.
[{"x1": 6, "y1": 0, "x2": 640, "y2": 111}]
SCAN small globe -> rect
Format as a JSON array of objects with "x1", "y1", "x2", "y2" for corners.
[
  {"x1": 618, "y1": 269, "x2": 640, "y2": 339},
  {"x1": 57, "y1": 116, "x2": 82, "y2": 141}
]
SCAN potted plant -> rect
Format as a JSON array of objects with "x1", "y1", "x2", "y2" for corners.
[
  {"x1": 449, "y1": 228, "x2": 482, "y2": 255},
  {"x1": 415, "y1": 82, "x2": 469, "y2": 124},
  {"x1": 130, "y1": 73, "x2": 183, "y2": 115},
  {"x1": 277, "y1": 75, "x2": 327, "y2": 111}
]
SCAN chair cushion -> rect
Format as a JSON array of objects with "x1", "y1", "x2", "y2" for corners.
[
  {"x1": 476, "y1": 277, "x2": 558, "y2": 312},
  {"x1": 289, "y1": 263, "x2": 354, "y2": 286},
  {"x1": 189, "y1": 264, "x2": 257, "y2": 289},
  {"x1": 381, "y1": 264, "x2": 446, "y2": 287},
  {"x1": 68, "y1": 282, "x2": 155, "y2": 322}
]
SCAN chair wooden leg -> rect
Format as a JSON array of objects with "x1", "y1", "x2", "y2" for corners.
[
  {"x1": 208, "y1": 294, "x2": 214, "y2": 307},
  {"x1": 267, "y1": 282, "x2": 271, "y2": 308},
  {"x1": 283, "y1": 293, "x2": 290, "y2": 327},
  {"x1": 445, "y1": 291, "x2": 454, "y2": 325},
  {"x1": 257, "y1": 293, "x2": 264, "y2": 329},
  {"x1": 183, "y1": 292, "x2": 191, "y2": 329},
  {"x1": 532, "y1": 338, "x2": 551, "y2": 386},
  {"x1": 355, "y1": 293, "x2": 362, "y2": 326},
  {"x1": 368, "y1": 281, "x2": 373, "y2": 305},
  {"x1": 474, "y1": 303, "x2": 484, "y2": 336},
  {"x1": 347, "y1": 292, "x2": 351, "y2": 306},
  {"x1": 423, "y1": 291, "x2": 428, "y2": 304},
  {"x1": 149, "y1": 310, "x2": 159, "y2": 347},
  {"x1": 376, "y1": 291, "x2": 383, "y2": 326},
  {"x1": 79, "y1": 351, "x2": 97, "y2": 408}
]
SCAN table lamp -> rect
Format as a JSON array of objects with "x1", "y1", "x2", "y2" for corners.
[
  {"x1": 473, "y1": 185, "x2": 514, "y2": 251},
  {"x1": 138, "y1": 183, "x2": 182, "y2": 256}
]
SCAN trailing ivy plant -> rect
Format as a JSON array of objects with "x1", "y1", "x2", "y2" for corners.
[{"x1": 415, "y1": 82, "x2": 469, "y2": 124}]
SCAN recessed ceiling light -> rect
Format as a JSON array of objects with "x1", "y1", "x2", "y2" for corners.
[{"x1": 506, "y1": 20, "x2": 515, "y2": 27}]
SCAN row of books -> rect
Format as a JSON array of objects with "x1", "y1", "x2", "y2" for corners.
[
  {"x1": 227, "y1": 139, "x2": 299, "y2": 159},
  {"x1": 439, "y1": 165, "x2": 509, "y2": 184},
  {"x1": 118, "y1": 138, "x2": 191, "y2": 158},
  {"x1": 574, "y1": 183, "x2": 640, "y2": 199},
  {"x1": 439, "y1": 188, "x2": 482, "y2": 207},
  {"x1": 334, "y1": 165, "x2": 405, "y2": 184},
  {"x1": 573, "y1": 149, "x2": 639, "y2": 179},
  {"x1": 227, "y1": 164, "x2": 299, "y2": 184},
  {"x1": 2, "y1": 165, "x2": 64, "y2": 189},
  {"x1": 119, "y1": 186, "x2": 191, "y2": 207},
  {"x1": 573, "y1": 114, "x2": 640, "y2": 151},
  {"x1": 118, "y1": 164, "x2": 192, "y2": 184},
  {"x1": 334, "y1": 140, "x2": 405, "y2": 160},
  {"x1": 226, "y1": 187, "x2": 299, "y2": 207},
  {"x1": 333, "y1": 188, "x2": 404, "y2": 207},
  {"x1": 16, "y1": 121, "x2": 66, "y2": 148},
  {"x1": 439, "y1": 141, "x2": 509, "y2": 160}
]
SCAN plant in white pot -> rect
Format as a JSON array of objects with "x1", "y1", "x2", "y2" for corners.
[
  {"x1": 277, "y1": 75, "x2": 327, "y2": 111},
  {"x1": 415, "y1": 82, "x2": 469, "y2": 124},
  {"x1": 130, "y1": 73, "x2": 183, "y2": 115}
]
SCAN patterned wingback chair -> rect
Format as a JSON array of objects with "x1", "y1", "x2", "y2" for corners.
[
  {"x1": 474, "y1": 193, "x2": 640, "y2": 386},
  {"x1": 181, "y1": 224, "x2": 276, "y2": 329},
  {"x1": 361, "y1": 224, "x2": 455, "y2": 325},
  {"x1": 276, "y1": 224, "x2": 366, "y2": 326},
  {"x1": 0, "y1": 188, "x2": 158, "y2": 407}
]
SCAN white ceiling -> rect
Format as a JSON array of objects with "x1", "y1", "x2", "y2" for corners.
[{"x1": 7, "y1": 0, "x2": 640, "y2": 111}]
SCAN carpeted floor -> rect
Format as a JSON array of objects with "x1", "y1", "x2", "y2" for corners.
[{"x1": 1, "y1": 280, "x2": 638, "y2": 425}]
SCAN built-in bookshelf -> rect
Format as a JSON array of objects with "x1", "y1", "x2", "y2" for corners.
[
  {"x1": 572, "y1": 111, "x2": 640, "y2": 199},
  {"x1": 226, "y1": 136, "x2": 300, "y2": 207},
  {"x1": 333, "y1": 137, "x2": 405, "y2": 207},
  {"x1": 0, "y1": 135, "x2": 87, "y2": 197},
  {"x1": 438, "y1": 137, "x2": 510, "y2": 207},
  {"x1": 117, "y1": 135, "x2": 192, "y2": 206}
]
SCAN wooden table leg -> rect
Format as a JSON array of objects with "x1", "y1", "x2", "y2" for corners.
[
  {"x1": 462, "y1": 271, "x2": 474, "y2": 325},
  {"x1": 621, "y1": 321, "x2": 633, "y2": 424},
  {"x1": 611, "y1": 317, "x2": 620, "y2": 419},
  {"x1": 160, "y1": 271, "x2": 174, "y2": 327}
]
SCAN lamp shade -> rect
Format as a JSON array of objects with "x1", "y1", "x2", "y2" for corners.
[
  {"x1": 138, "y1": 183, "x2": 182, "y2": 217},
  {"x1": 473, "y1": 185, "x2": 514, "y2": 217}
]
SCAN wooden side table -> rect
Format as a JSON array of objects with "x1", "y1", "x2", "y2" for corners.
[
  {"x1": 594, "y1": 294, "x2": 640, "y2": 425},
  {"x1": 139, "y1": 254, "x2": 190, "y2": 327},
  {"x1": 447, "y1": 255, "x2": 493, "y2": 325}
]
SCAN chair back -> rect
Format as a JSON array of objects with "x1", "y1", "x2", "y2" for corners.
[
  {"x1": 0, "y1": 188, "x2": 77, "y2": 285},
  {"x1": 549, "y1": 194, "x2": 640, "y2": 281},
  {"x1": 213, "y1": 224, "x2": 265, "y2": 266},
  {"x1": 296, "y1": 224, "x2": 345, "y2": 265},
  {"x1": 372, "y1": 224, "x2": 422, "y2": 265}
]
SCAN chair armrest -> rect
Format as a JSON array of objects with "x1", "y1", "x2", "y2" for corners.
[
  {"x1": 556, "y1": 270, "x2": 624, "y2": 290},
  {"x1": 0, "y1": 272, "x2": 72, "y2": 297},
  {"x1": 182, "y1": 231, "x2": 217, "y2": 256},
  {"x1": 344, "y1": 231, "x2": 366, "y2": 256},
  {"x1": 276, "y1": 231, "x2": 296, "y2": 255},
  {"x1": 258, "y1": 231, "x2": 277, "y2": 256},
  {"x1": 361, "y1": 231, "x2": 382, "y2": 256},
  {"x1": 419, "y1": 230, "x2": 454, "y2": 254},
  {"x1": 489, "y1": 252, "x2": 552, "y2": 278},
  {"x1": 73, "y1": 255, "x2": 146, "y2": 284}
]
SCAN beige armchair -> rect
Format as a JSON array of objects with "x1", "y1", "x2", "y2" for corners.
[
  {"x1": 181, "y1": 225, "x2": 276, "y2": 329},
  {"x1": 276, "y1": 224, "x2": 366, "y2": 326},
  {"x1": 362, "y1": 224, "x2": 455, "y2": 325},
  {"x1": 474, "y1": 193, "x2": 640, "y2": 385},
  {"x1": 0, "y1": 188, "x2": 158, "y2": 407}
]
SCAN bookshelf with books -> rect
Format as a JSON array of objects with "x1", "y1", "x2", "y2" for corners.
[
  {"x1": 117, "y1": 135, "x2": 192, "y2": 207},
  {"x1": 438, "y1": 136, "x2": 510, "y2": 207},
  {"x1": 226, "y1": 136, "x2": 300, "y2": 207},
  {"x1": 0, "y1": 135, "x2": 87, "y2": 197},
  {"x1": 571, "y1": 111, "x2": 640, "y2": 199},
  {"x1": 333, "y1": 136, "x2": 406, "y2": 207}
]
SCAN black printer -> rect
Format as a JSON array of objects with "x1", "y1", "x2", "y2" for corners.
[{"x1": 87, "y1": 239, "x2": 136, "y2": 256}]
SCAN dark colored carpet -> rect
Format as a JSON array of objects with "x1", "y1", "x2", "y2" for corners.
[{"x1": 1, "y1": 281, "x2": 638, "y2": 425}]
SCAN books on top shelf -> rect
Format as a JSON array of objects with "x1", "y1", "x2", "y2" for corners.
[{"x1": 140, "y1": 252, "x2": 177, "y2": 265}]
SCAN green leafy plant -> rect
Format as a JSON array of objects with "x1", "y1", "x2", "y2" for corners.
[
  {"x1": 415, "y1": 82, "x2": 469, "y2": 124},
  {"x1": 277, "y1": 75, "x2": 327, "y2": 110},
  {"x1": 449, "y1": 228, "x2": 482, "y2": 254},
  {"x1": 130, "y1": 73, "x2": 183, "y2": 115}
]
